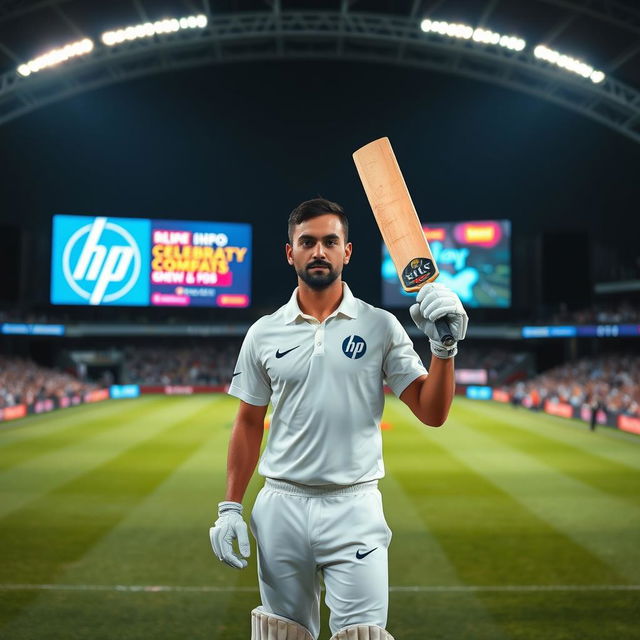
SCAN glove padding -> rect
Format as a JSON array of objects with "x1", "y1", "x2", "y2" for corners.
[
  {"x1": 209, "y1": 501, "x2": 250, "y2": 569},
  {"x1": 410, "y1": 283, "x2": 468, "y2": 359}
]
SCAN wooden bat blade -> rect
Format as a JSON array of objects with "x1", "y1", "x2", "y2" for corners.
[
  {"x1": 353, "y1": 137, "x2": 455, "y2": 348},
  {"x1": 352, "y1": 137, "x2": 438, "y2": 292}
]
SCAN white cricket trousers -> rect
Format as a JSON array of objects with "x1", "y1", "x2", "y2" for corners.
[{"x1": 249, "y1": 478, "x2": 392, "y2": 640}]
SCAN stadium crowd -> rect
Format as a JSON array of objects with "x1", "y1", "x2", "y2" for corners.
[
  {"x1": 508, "y1": 355, "x2": 640, "y2": 418},
  {"x1": 2, "y1": 345, "x2": 638, "y2": 422},
  {"x1": 0, "y1": 356, "x2": 97, "y2": 409},
  {"x1": 121, "y1": 343, "x2": 240, "y2": 386},
  {"x1": 454, "y1": 348, "x2": 530, "y2": 384},
  {"x1": 551, "y1": 301, "x2": 639, "y2": 324},
  {"x1": 3, "y1": 300, "x2": 638, "y2": 327}
]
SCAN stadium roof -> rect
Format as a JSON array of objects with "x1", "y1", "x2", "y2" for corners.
[
  {"x1": 0, "y1": 1, "x2": 639, "y2": 140},
  {"x1": 0, "y1": 0, "x2": 638, "y2": 83}
]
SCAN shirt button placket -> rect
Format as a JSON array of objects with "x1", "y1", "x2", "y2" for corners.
[{"x1": 314, "y1": 325, "x2": 325, "y2": 355}]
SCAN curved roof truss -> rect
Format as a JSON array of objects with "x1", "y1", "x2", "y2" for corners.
[{"x1": 0, "y1": 9, "x2": 639, "y2": 143}]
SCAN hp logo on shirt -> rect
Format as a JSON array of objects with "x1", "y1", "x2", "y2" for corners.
[{"x1": 342, "y1": 335, "x2": 367, "y2": 359}]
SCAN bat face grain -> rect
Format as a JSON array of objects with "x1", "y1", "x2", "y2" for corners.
[{"x1": 353, "y1": 137, "x2": 439, "y2": 293}]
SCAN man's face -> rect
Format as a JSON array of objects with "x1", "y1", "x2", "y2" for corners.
[{"x1": 286, "y1": 214, "x2": 352, "y2": 290}]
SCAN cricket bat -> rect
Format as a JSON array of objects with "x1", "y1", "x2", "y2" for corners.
[{"x1": 353, "y1": 137, "x2": 455, "y2": 347}]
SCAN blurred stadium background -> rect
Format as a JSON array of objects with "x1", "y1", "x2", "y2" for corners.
[{"x1": 0, "y1": 1, "x2": 639, "y2": 639}]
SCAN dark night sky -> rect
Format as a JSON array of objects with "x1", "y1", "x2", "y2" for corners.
[{"x1": 0, "y1": 58, "x2": 638, "y2": 316}]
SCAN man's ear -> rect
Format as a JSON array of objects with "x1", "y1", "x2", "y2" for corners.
[
  {"x1": 344, "y1": 242, "x2": 353, "y2": 264},
  {"x1": 286, "y1": 243, "x2": 294, "y2": 265}
]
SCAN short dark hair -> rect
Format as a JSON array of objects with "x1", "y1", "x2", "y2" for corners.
[{"x1": 288, "y1": 198, "x2": 349, "y2": 243}]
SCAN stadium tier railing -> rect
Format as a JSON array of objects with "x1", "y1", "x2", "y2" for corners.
[{"x1": 3, "y1": 321, "x2": 640, "y2": 339}]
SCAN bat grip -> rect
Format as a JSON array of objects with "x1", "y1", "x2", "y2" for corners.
[{"x1": 435, "y1": 317, "x2": 456, "y2": 348}]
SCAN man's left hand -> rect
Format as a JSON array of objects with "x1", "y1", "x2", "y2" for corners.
[{"x1": 410, "y1": 283, "x2": 468, "y2": 358}]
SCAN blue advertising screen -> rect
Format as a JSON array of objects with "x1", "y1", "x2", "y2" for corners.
[
  {"x1": 51, "y1": 215, "x2": 251, "y2": 308},
  {"x1": 382, "y1": 220, "x2": 511, "y2": 308}
]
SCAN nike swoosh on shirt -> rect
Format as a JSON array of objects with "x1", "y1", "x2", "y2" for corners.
[
  {"x1": 355, "y1": 547, "x2": 378, "y2": 559},
  {"x1": 275, "y1": 346, "x2": 300, "y2": 358},
  {"x1": 232, "y1": 372, "x2": 242, "y2": 377}
]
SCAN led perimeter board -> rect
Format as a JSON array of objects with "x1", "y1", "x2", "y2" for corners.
[
  {"x1": 51, "y1": 215, "x2": 251, "y2": 308},
  {"x1": 382, "y1": 220, "x2": 511, "y2": 308}
]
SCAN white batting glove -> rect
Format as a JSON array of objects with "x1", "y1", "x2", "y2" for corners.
[
  {"x1": 209, "y1": 501, "x2": 250, "y2": 569},
  {"x1": 410, "y1": 283, "x2": 468, "y2": 359}
]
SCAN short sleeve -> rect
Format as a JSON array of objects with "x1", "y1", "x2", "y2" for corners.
[
  {"x1": 382, "y1": 313, "x2": 428, "y2": 398},
  {"x1": 227, "y1": 324, "x2": 271, "y2": 406}
]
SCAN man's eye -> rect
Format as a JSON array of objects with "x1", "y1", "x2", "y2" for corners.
[{"x1": 326, "y1": 240, "x2": 337, "y2": 246}]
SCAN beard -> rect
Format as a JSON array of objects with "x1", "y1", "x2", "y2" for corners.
[{"x1": 297, "y1": 260, "x2": 341, "y2": 290}]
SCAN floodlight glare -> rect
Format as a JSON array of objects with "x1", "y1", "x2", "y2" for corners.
[
  {"x1": 101, "y1": 14, "x2": 208, "y2": 47},
  {"x1": 534, "y1": 45, "x2": 605, "y2": 84},
  {"x1": 421, "y1": 18, "x2": 525, "y2": 52},
  {"x1": 17, "y1": 38, "x2": 94, "y2": 76},
  {"x1": 473, "y1": 28, "x2": 500, "y2": 45},
  {"x1": 499, "y1": 35, "x2": 526, "y2": 51}
]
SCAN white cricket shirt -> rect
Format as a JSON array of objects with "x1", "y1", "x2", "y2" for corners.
[{"x1": 228, "y1": 282, "x2": 427, "y2": 485}]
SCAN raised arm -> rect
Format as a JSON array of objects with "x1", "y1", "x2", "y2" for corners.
[
  {"x1": 403, "y1": 282, "x2": 468, "y2": 426},
  {"x1": 400, "y1": 355, "x2": 455, "y2": 427}
]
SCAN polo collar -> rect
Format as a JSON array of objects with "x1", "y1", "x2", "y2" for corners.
[{"x1": 283, "y1": 282, "x2": 358, "y2": 325}]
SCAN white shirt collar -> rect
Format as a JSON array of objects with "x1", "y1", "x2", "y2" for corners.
[{"x1": 283, "y1": 282, "x2": 358, "y2": 325}]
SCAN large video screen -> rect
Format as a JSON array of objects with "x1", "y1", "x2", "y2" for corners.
[
  {"x1": 382, "y1": 220, "x2": 511, "y2": 308},
  {"x1": 51, "y1": 215, "x2": 251, "y2": 307}
]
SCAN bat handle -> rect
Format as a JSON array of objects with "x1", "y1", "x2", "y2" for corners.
[{"x1": 435, "y1": 317, "x2": 456, "y2": 348}]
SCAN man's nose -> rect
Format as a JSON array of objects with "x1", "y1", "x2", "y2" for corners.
[{"x1": 312, "y1": 242, "x2": 327, "y2": 257}]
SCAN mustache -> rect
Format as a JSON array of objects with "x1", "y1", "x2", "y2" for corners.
[{"x1": 307, "y1": 261, "x2": 331, "y2": 269}]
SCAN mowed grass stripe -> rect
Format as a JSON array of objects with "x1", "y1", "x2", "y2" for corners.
[
  {"x1": 466, "y1": 590, "x2": 639, "y2": 640},
  {"x1": 455, "y1": 400, "x2": 640, "y2": 506},
  {"x1": 381, "y1": 472, "x2": 509, "y2": 639},
  {"x1": 2, "y1": 590, "x2": 637, "y2": 640},
  {"x1": 0, "y1": 397, "x2": 208, "y2": 521},
  {"x1": 0, "y1": 397, "x2": 160, "y2": 472},
  {"x1": 43, "y1": 395, "x2": 241, "y2": 588},
  {"x1": 2, "y1": 395, "x2": 638, "y2": 640},
  {"x1": 384, "y1": 399, "x2": 637, "y2": 640},
  {"x1": 0, "y1": 396, "x2": 221, "y2": 627},
  {"x1": 384, "y1": 400, "x2": 627, "y2": 587},
  {"x1": 441, "y1": 404, "x2": 640, "y2": 583},
  {"x1": 0, "y1": 399, "x2": 152, "y2": 445},
  {"x1": 0, "y1": 396, "x2": 252, "y2": 640},
  {"x1": 468, "y1": 400, "x2": 640, "y2": 470}
]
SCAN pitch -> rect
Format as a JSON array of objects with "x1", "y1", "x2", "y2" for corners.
[{"x1": 0, "y1": 395, "x2": 638, "y2": 640}]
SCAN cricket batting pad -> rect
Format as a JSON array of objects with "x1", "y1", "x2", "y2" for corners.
[
  {"x1": 251, "y1": 608, "x2": 314, "y2": 640},
  {"x1": 330, "y1": 625, "x2": 395, "y2": 640}
]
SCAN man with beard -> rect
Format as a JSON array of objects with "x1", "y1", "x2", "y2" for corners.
[{"x1": 210, "y1": 198, "x2": 468, "y2": 640}]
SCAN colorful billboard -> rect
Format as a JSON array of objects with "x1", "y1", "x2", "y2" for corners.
[
  {"x1": 51, "y1": 215, "x2": 251, "y2": 308},
  {"x1": 382, "y1": 220, "x2": 511, "y2": 308}
]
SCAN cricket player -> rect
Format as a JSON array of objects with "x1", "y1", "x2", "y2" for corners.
[{"x1": 210, "y1": 198, "x2": 468, "y2": 640}]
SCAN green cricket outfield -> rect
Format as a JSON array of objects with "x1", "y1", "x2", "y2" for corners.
[{"x1": 0, "y1": 395, "x2": 638, "y2": 640}]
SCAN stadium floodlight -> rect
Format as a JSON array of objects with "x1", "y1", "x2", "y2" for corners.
[
  {"x1": 102, "y1": 14, "x2": 208, "y2": 47},
  {"x1": 420, "y1": 19, "x2": 525, "y2": 52},
  {"x1": 534, "y1": 45, "x2": 605, "y2": 84},
  {"x1": 17, "y1": 38, "x2": 94, "y2": 77}
]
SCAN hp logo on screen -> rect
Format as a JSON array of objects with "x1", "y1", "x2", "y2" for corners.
[{"x1": 62, "y1": 217, "x2": 141, "y2": 305}]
